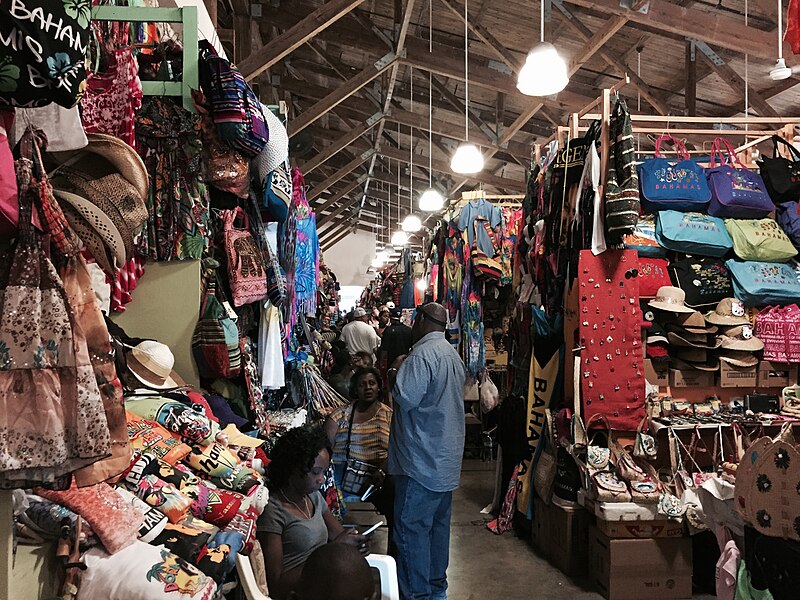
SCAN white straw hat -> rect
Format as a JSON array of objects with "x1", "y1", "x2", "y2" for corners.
[
  {"x1": 126, "y1": 341, "x2": 180, "y2": 390},
  {"x1": 253, "y1": 104, "x2": 289, "y2": 184}
]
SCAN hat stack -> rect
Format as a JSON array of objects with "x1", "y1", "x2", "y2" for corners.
[
  {"x1": 47, "y1": 134, "x2": 149, "y2": 277},
  {"x1": 649, "y1": 287, "x2": 720, "y2": 371},
  {"x1": 705, "y1": 298, "x2": 763, "y2": 368},
  {"x1": 641, "y1": 300, "x2": 669, "y2": 363}
]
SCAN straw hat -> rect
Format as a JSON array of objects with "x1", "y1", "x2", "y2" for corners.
[
  {"x1": 49, "y1": 132, "x2": 149, "y2": 202},
  {"x1": 253, "y1": 104, "x2": 289, "y2": 185},
  {"x1": 718, "y1": 350, "x2": 759, "y2": 368},
  {"x1": 126, "y1": 341, "x2": 181, "y2": 390},
  {"x1": 705, "y1": 298, "x2": 750, "y2": 327},
  {"x1": 667, "y1": 331, "x2": 722, "y2": 349},
  {"x1": 667, "y1": 311, "x2": 719, "y2": 334},
  {"x1": 671, "y1": 356, "x2": 720, "y2": 372},
  {"x1": 59, "y1": 201, "x2": 117, "y2": 277},
  {"x1": 53, "y1": 189, "x2": 126, "y2": 266},
  {"x1": 649, "y1": 286, "x2": 695, "y2": 314},
  {"x1": 719, "y1": 324, "x2": 764, "y2": 352}
]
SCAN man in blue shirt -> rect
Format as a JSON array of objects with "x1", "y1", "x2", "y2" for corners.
[{"x1": 387, "y1": 302, "x2": 467, "y2": 600}]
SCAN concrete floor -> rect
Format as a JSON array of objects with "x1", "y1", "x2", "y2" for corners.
[{"x1": 349, "y1": 459, "x2": 716, "y2": 599}]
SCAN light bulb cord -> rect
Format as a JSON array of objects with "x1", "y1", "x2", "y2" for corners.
[
  {"x1": 464, "y1": 0, "x2": 469, "y2": 142},
  {"x1": 540, "y1": 0, "x2": 545, "y2": 43},
  {"x1": 779, "y1": 0, "x2": 784, "y2": 60}
]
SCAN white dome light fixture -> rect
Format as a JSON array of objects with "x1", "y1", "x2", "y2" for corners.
[
  {"x1": 419, "y1": 188, "x2": 445, "y2": 212},
  {"x1": 517, "y1": 0, "x2": 569, "y2": 97},
  {"x1": 401, "y1": 214, "x2": 422, "y2": 232},
  {"x1": 391, "y1": 230, "x2": 408, "y2": 247},
  {"x1": 770, "y1": 1, "x2": 793, "y2": 81},
  {"x1": 371, "y1": 258, "x2": 384, "y2": 269},
  {"x1": 449, "y1": 0, "x2": 483, "y2": 175},
  {"x1": 451, "y1": 142, "x2": 485, "y2": 174}
]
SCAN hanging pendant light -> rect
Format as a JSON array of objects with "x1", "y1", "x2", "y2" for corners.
[
  {"x1": 770, "y1": 0, "x2": 793, "y2": 80},
  {"x1": 391, "y1": 159, "x2": 408, "y2": 246},
  {"x1": 402, "y1": 80, "x2": 423, "y2": 233},
  {"x1": 450, "y1": 0, "x2": 483, "y2": 175},
  {"x1": 391, "y1": 230, "x2": 409, "y2": 247},
  {"x1": 419, "y1": 188, "x2": 444, "y2": 211},
  {"x1": 517, "y1": 0, "x2": 569, "y2": 96},
  {"x1": 402, "y1": 214, "x2": 422, "y2": 232}
]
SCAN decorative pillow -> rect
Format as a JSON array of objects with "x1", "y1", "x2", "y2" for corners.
[
  {"x1": 79, "y1": 541, "x2": 217, "y2": 600},
  {"x1": 115, "y1": 487, "x2": 168, "y2": 543},
  {"x1": 125, "y1": 397, "x2": 220, "y2": 446}
]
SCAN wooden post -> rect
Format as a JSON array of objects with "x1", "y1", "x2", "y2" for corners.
[{"x1": 685, "y1": 40, "x2": 697, "y2": 116}]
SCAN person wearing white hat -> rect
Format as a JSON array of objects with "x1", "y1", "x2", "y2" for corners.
[{"x1": 340, "y1": 307, "x2": 381, "y2": 361}]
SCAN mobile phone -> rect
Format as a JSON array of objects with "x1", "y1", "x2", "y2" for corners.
[{"x1": 361, "y1": 521, "x2": 384, "y2": 536}]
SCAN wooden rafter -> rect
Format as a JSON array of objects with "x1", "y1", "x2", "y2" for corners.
[
  {"x1": 239, "y1": 0, "x2": 369, "y2": 80},
  {"x1": 301, "y1": 115, "x2": 383, "y2": 174},
  {"x1": 308, "y1": 151, "x2": 375, "y2": 201},
  {"x1": 317, "y1": 175, "x2": 370, "y2": 224}
]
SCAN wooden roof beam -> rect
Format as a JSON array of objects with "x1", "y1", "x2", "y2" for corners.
[
  {"x1": 289, "y1": 52, "x2": 397, "y2": 136},
  {"x1": 239, "y1": 0, "x2": 369, "y2": 80},
  {"x1": 308, "y1": 151, "x2": 375, "y2": 202},
  {"x1": 300, "y1": 114, "x2": 383, "y2": 174},
  {"x1": 560, "y1": 0, "x2": 787, "y2": 62},
  {"x1": 317, "y1": 175, "x2": 370, "y2": 225}
]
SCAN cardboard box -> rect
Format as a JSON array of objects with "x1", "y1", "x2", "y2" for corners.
[
  {"x1": 533, "y1": 497, "x2": 591, "y2": 578},
  {"x1": 720, "y1": 361, "x2": 758, "y2": 388},
  {"x1": 670, "y1": 368, "x2": 715, "y2": 388},
  {"x1": 588, "y1": 526, "x2": 692, "y2": 600},
  {"x1": 757, "y1": 361, "x2": 798, "y2": 389},
  {"x1": 597, "y1": 519, "x2": 684, "y2": 539},
  {"x1": 645, "y1": 359, "x2": 669, "y2": 387}
]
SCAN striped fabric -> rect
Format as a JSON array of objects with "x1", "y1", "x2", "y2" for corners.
[
  {"x1": 330, "y1": 404, "x2": 392, "y2": 467},
  {"x1": 605, "y1": 98, "x2": 640, "y2": 243}
]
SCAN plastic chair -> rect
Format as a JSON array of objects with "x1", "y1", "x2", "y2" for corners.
[
  {"x1": 366, "y1": 554, "x2": 400, "y2": 600},
  {"x1": 236, "y1": 553, "x2": 271, "y2": 600}
]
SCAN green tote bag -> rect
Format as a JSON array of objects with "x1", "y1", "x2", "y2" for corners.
[{"x1": 725, "y1": 218, "x2": 798, "y2": 263}]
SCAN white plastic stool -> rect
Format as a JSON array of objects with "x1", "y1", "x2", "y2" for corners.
[
  {"x1": 236, "y1": 554, "x2": 271, "y2": 600},
  {"x1": 366, "y1": 553, "x2": 400, "y2": 600}
]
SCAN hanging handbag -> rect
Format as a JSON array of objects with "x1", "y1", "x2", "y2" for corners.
[
  {"x1": 638, "y1": 134, "x2": 711, "y2": 212},
  {"x1": 604, "y1": 99, "x2": 640, "y2": 241},
  {"x1": 192, "y1": 275, "x2": 242, "y2": 379},
  {"x1": 532, "y1": 410, "x2": 557, "y2": 504},
  {"x1": 638, "y1": 257, "x2": 672, "y2": 298},
  {"x1": 633, "y1": 416, "x2": 658, "y2": 460},
  {"x1": 757, "y1": 135, "x2": 800, "y2": 204},
  {"x1": 725, "y1": 259, "x2": 800, "y2": 306},
  {"x1": 755, "y1": 307, "x2": 789, "y2": 362},
  {"x1": 223, "y1": 207, "x2": 269, "y2": 307},
  {"x1": 775, "y1": 201, "x2": 800, "y2": 249},
  {"x1": 668, "y1": 256, "x2": 733, "y2": 310},
  {"x1": 339, "y1": 406, "x2": 380, "y2": 497},
  {"x1": 655, "y1": 210, "x2": 734, "y2": 257},
  {"x1": 726, "y1": 218, "x2": 798, "y2": 263},
  {"x1": 262, "y1": 161, "x2": 293, "y2": 223},
  {"x1": 707, "y1": 138, "x2": 775, "y2": 219},
  {"x1": 470, "y1": 217, "x2": 502, "y2": 281},
  {"x1": 624, "y1": 214, "x2": 667, "y2": 258}
]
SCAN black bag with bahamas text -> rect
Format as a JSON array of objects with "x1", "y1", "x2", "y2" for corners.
[{"x1": 0, "y1": 0, "x2": 91, "y2": 108}]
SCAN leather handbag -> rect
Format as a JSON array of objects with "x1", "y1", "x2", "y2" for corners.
[
  {"x1": 633, "y1": 416, "x2": 658, "y2": 460},
  {"x1": 223, "y1": 207, "x2": 269, "y2": 307},
  {"x1": 655, "y1": 210, "x2": 734, "y2": 257},
  {"x1": 707, "y1": 138, "x2": 775, "y2": 219},
  {"x1": 725, "y1": 259, "x2": 800, "y2": 306},
  {"x1": 757, "y1": 135, "x2": 800, "y2": 204},
  {"x1": 638, "y1": 134, "x2": 710, "y2": 212},
  {"x1": 726, "y1": 218, "x2": 798, "y2": 263},
  {"x1": 668, "y1": 257, "x2": 733, "y2": 310}
]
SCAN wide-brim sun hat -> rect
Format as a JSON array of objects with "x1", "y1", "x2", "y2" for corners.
[
  {"x1": 667, "y1": 331, "x2": 722, "y2": 349},
  {"x1": 671, "y1": 356, "x2": 720, "y2": 372},
  {"x1": 667, "y1": 311, "x2": 719, "y2": 334},
  {"x1": 705, "y1": 297, "x2": 750, "y2": 327},
  {"x1": 718, "y1": 324, "x2": 764, "y2": 352},
  {"x1": 718, "y1": 350, "x2": 759, "y2": 368},
  {"x1": 254, "y1": 104, "x2": 289, "y2": 184},
  {"x1": 53, "y1": 189, "x2": 126, "y2": 266},
  {"x1": 48, "y1": 132, "x2": 149, "y2": 203},
  {"x1": 126, "y1": 340, "x2": 181, "y2": 390},
  {"x1": 649, "y1": 286, "x2": 695, "y2": 314}
]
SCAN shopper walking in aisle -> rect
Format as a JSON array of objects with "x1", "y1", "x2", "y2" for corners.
[
  {"x1": 341, "y1": 307, "x2": 381, "y2": 360},
  {"x1": 388, "y1": 302, "x2": 467, "y2": 600}
]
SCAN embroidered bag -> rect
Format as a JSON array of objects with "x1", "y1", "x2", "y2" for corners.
[
  {"x1": 668, "y1": 257, "x2": 733, "y2": 310},
  {"x1": 262, "y1": 160, "x2": 292, "y2": 223},
  {"x1": 707, "y1": 138, "x2": 775, "y2": 219},
  {"x1": 725, "y1": 259, "x2": 800, "y2": 306},
  {"x1": 0, "y1": 0, "x2": 91, "y2": 108},
  {"x1": 604, "y1": 99, "x2": 640, "y2": 241},
  {"x1": 223, "y1": 207, "x2": 269, "y2": 307},
  {"x1": 726, "y1": 218, "x2": 798, "y2": 263},
  {"x1": 470, "y1": 217, "x2": 502, "y2": 281},
  {"x1": 755, "y1": 307, "x2": 790, "y2": 362},
  {"x1": 655, "y1": 210, "x2": 733, "y2": 257},
  {"x1": 757, "y1": 135, "x2": 800, "y2": 204},
  {"x1": 532, "y1": 410, "x2": 557, "y2": 504},
  {"x1": 624, "y1": 214, "x2": 667, "y2": 258},
  {"x1": 198, "y1": 41, "x2": 268, "y2": 158},
  {"x1": 192, "y1": 274, "x2": 242, "y2": 379},
  {"x1": 638, "y1": 134, "x2": 710, "y2": 212},
  {"x1": 633, "y1": 416, "x2": 658, "y2": 460},
  {"x1": 638, "y1": 257, "x2": 671, "y2": 298}
]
